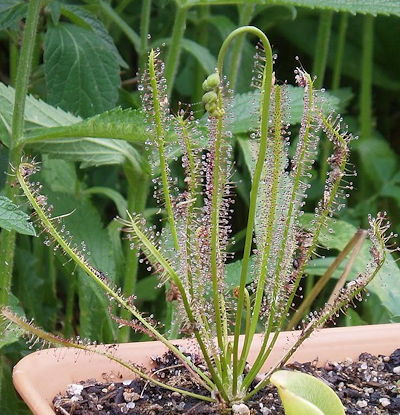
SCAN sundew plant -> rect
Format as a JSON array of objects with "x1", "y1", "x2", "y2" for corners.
[{"x1": 1, "y1": 26, "x2": 395, "y2": 409}]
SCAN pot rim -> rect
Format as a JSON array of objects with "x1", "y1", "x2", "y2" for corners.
[{"x1": 13, "y1": 323, "x2": 400, "y2": 415}]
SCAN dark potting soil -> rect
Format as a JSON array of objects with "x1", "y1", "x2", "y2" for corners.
[{"x1": 53, "y1": 348, "x2": 400, "y2": 414}]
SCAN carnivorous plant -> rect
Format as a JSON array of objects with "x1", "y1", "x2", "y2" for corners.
[{"x1": 1, "y1": 26, "x2": 395, "y2": 412}]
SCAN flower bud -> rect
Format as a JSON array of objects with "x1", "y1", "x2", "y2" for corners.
[
  {"x1": 202, "y1": 72, "x2": 220, "y2": 91},
  {"x1": 202, "y1": 91, "x2": 218, "y2": 105}
]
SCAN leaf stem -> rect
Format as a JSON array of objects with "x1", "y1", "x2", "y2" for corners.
[
  {"x1": 228, "y1": 4, "x2": 255, "y2": 91},
  {"x1": 139, "y1": 0, "x2": 152, "y2": 71},
  {"x1": 0, "y1": 0, "x2": 42, "y2": 306},
  {"x1": 312, "y1": 10, "x2": 333, "y2": 89},
  {"x1": 359, "y1": 14, "x2": 374, "y2": 140},
  {"x1": 331, "y1": 13, "x2": 349, "y2": 90},
  {"x1": 98, "y1": 0, "x2": 140, "y2": 52},
  {"x1": 165, "y1": 4, "x2": 188, "y2": 97}
]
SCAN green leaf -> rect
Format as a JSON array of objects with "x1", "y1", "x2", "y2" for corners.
[
  {"x1": 60, "y1": 4, "x2": 127, "y2": 68},
  {"x1": 33, "y1": 137, "x2": 143, "y2": 170},
  {"x1": 44, "y1": 23, "x2": 120, "y2": 117},
  {"x1": 83, "y1": 186, "x2": 128, "y2": 218},
  {"x1": 0, "y1": 196, "x2": 35, "y2": 236},
  {"x1": 181, "y1": 38, "x2": 217, "y2": 74},
  {"x1": 0, "y1": 0, "x2": 27, "y2": 31},
  {"x1": 136, "y1": 275, "x2": 160, "y2": 301},
  {"x1": 224, "y1": 258, "x2": 254, "y2": 289},
  {"x1": 0, "y1": 83, "x2": 145, "y2": 171},
  {"x1": 41, "y1": 157, "x2": 78, "y2": 194},
  {"x1": 300, "y1": 214, "x2": 400, "y2": 320},
  {"x1": 270, "y1": 370, "x2": 345, "y2": 415},
  {"x1": 229, "y1": 86, "x2": 339, "y2": 134},
  {"x1": 23, "y1": 108, "x2": 149, "y2": 145},
  {"x1": 354, "y1": 137, "x2": 397, "y2": 185},
  {"x1": 186, "y1": 0, "x2": 400, "y2": 16}
]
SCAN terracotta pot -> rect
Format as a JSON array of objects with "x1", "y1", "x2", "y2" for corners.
[{"x1": 13, "y1": 323, "x2": 400, "y2": 415}]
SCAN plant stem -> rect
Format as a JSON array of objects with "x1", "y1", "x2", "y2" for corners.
[
  {"x1": 9, "y1": 33, "x2": 18, "y2": 86},
  {"x1": 165, "y1": 4, "x2": 188, "y2": 97},
  {"x1": 0, "y1": 0, "x2": 42, "y2": 306},
  {"x1": 193, "y1": 6, "x2": 209, "y2": 105},
  {"x1": 331, "y1": 13, "x2": 349, "y2": 90},
  {"x1": 359, "y1": 14, "x2": 374, "y2": 140},
  {"x1": 139, "y1": 0, "x2": 152, "y2": 71},
  {"x1": 312, "y1": 10, "x2": 333, "y2": 89},
  {"x1": 118, "y1": 167, "x2": 149, "y2": 343},
  {"x1": 215, "y1": 26, "x2": 273, "y2": 396},
  {"x1": 229, "y1": 4, "x2": 255, "y2": 91},
  {"x1": 98, "y1": 0, "x2": 140, "y2": 52}
]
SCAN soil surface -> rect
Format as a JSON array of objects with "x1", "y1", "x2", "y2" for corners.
[{"x1": 53, "y1": 347, "x2": 400, "y2": 414}]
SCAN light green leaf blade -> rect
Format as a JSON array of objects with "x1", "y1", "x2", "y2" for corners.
[
  {"x1": 44, "y1": 23, "x2": 120, "y2": 117},
  {"x1": 23, "y1": 108, "x2": 149, "y2": 145},
  {"x1": 271, "y1": 370, "x2": 345, "y2": 415},
  {"x1": 0, "y1": 196, "x2": 36, "y2": 236},
  {"x1": 186, "y1": 0, "x2": 400, "y2": 16},
  {"x1": 0, "y1": 0, "x2": 27, "y2": 31},
  {"x1": 181, "y1": 38, "x2": 217, "y2": 74}
]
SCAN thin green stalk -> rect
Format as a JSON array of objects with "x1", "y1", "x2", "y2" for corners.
[
  {"x1": 312, "y1": 10, "x2": 333, "y2": 89},
  {"x1": 314, "y1": 10, "x2": 333, "y2": 181},
  {"x1": 9, "y1": 33, "x2": 18, "y2": 86},
  {"x1": 359, "y1": 15, "x2": 374, "y2": 140},
  {"x1": 331, "y1": 13, "x2": 349, "y2": 90},
  {"x1": 215, "y1": 26, "x2": 273, "y2": 396},
  {"x1": 118, "y1": 167, "x2": 149, "y2": 343},
  {"x1": 98, "y1": 0, "x2": 140, "y2": 52},
  {"x1": 115, "y1": 0, "x2": 133, "y2": 14},
  {"x1": 229, "y1": 4, "x2": 255, "y2": 91},
  {"x1": 139, "y1": 0, "x2": 152, "y2": 71},
  {"x1": 0, "y1": 0, "x2": 42, "y2": 306},
  {"x1": 193, "y1": 6, "x2": 210, "y2": 105},
  {"x1": 287, "y1": 229, "x2": 365, "y2": 330},
  {"x1": 165, "y1": 4, "x2": 188, "y2": 97}
]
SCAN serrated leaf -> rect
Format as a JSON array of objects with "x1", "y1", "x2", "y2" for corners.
[
  {"x1": 270, "y1": 370, "x2": 345, "y2": 415},
  {"x1": 0, "y1": 84, "x2": 144, "y2": 171},
  {"x1": 60, "y1": 4, "x2": 127, "y2": 68},
  {"x1": 186, "y1": 0, "x2": 400, "y2": 16},
  {"x1": 0, "y1": 0, "x2": 27, "y2": 31},
  {"x1": 44, "y1": 23, "x2": 120, "y2": 117},
  {"x1": 300, "y1": 214, "x2": 400, "y2": 319},
  {"x1": 0, "y1": 196, "x2": 35, "y2": 236}
]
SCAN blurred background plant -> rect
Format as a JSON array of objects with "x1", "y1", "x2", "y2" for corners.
[{"x1": 0, "y1": 0, "x2": 399, "y2": 413}]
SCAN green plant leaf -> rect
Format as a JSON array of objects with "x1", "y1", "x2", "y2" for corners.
[
  {"x1": 0, "y1": 0, "x2": 27, "y2": 31},
  {"x1": 186, "y1": 1, "x2": 400, "y2": 16},
  {"x1": 60, "y1": 4, "x2": 128, "y2": 68},
  {"x1": 44, "y1": 23, "x2": 120, "y2": 117},
  {"x1": 300, "y1": 214, "x2": 400, "y2": 320},
  {"x1": 0, "y1": 196, "x2": 35, "y2": 236},
  {"x1": 270, "y1": 370, "x2": 345, "y2": 415},
  {"x1": 229, "y1": 86, "x2": 339, "y2": 135},
  {"x1": 23, "y1": 108, "x2": 149, "y2": 145},
  {"x1": 41, "y1": 157, "x2": 77, "y2": 194},
  {"x1": 83, "y1": 186, "x2": 128, "y2": 218}
]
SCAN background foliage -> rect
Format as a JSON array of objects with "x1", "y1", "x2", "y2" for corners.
[{"x1": 0, "y1": 0, "x2": 399, "y2": 413}]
